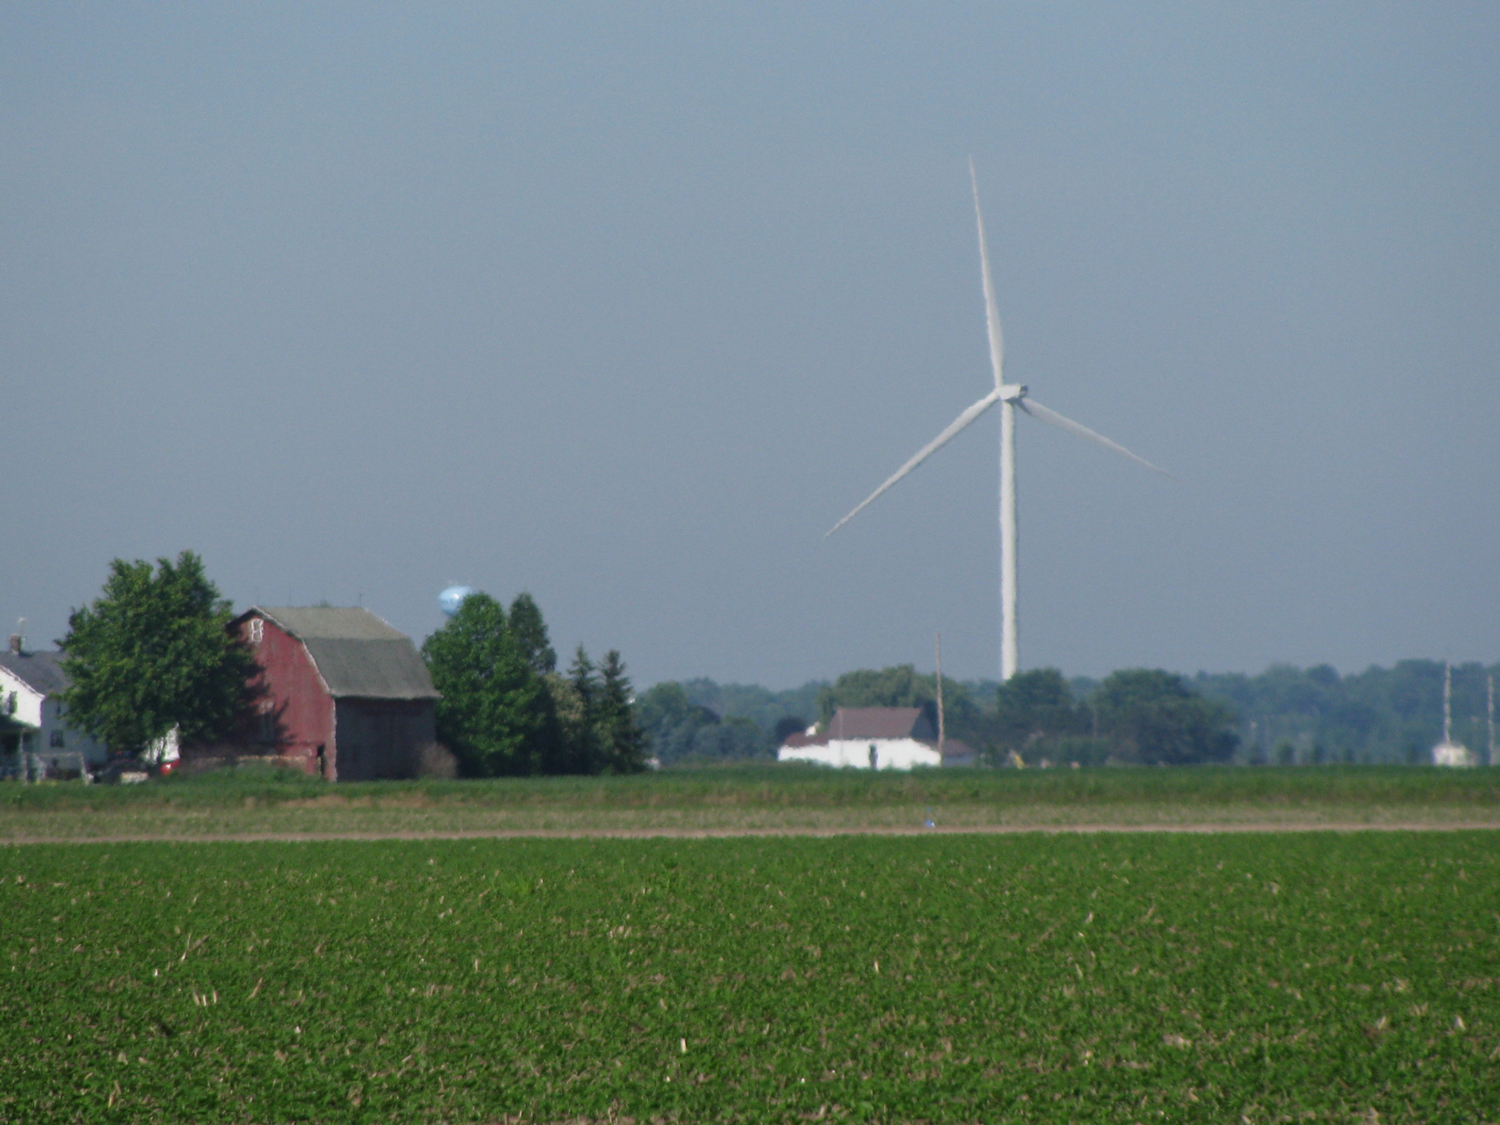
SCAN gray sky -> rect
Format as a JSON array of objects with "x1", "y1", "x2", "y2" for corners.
[{"x1": 3, "y1": 3, "x2": 1497, "y2": 689}]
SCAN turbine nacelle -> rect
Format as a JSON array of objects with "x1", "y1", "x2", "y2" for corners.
[{"x1": 1000, "y1": 384, "x2": 1027, "y2": 403}]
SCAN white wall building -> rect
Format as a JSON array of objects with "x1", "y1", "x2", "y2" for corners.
[
  {"x1": 1431, "y1": 741, "x2": 1475, "y2": 767},
  {"x1": 0, "y1": 644, "x2": 108, "y2": 779},
  {"x1": 777, "y1": 706, "x2": 976, "y2": 770}
]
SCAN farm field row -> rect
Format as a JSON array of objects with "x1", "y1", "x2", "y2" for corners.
[
  {"x1": 3, "y1": 766, "x2": 1499, "y2": 841},
  {"x1": 3, "y1": 831, "x2": 1497, "y2": 1123},
  {"x1": 3, "y1": 802, "x2": 1500, "y2": 843}
]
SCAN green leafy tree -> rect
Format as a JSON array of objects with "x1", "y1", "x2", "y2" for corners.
[
  {"x1": 678, "y1": 678, "x2": 824, "y2": 739},
  {"x1": 60, "y1": 551, "x2": 257, "y2": 755},
  {"x1": 542, "y1": 647, "x2": 600, "y2": 774},
  {"x1": 1092, "y1": 669, "x2": 1238, "y2": 764},
  {"x1": 636, "y1": 681, "x2": 699, "y2": 743},
  {"x1": 421, "y1": 592, "x2": 558, "y2": 776},
  {"x1": 994, "y1": 668, "x2": 1079, "y2": 755},
  {"x1": 636, "y1": 682, "x2": 726, "y2": 763},
  {"x1": 543, "y1": 680, "x2": 583, "y2": 770},
  {"x1": 816, "y1": 664, "x2": 930, "y2": 723},
  {"x1": 637, "y1": 680, "x2": 816, "y2": 763}
]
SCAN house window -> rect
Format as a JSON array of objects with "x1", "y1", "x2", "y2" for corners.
[
  {"x1": 50, "y1": 730, "x2": 66, "y2": 749},
  {"x1": 249, "y1": 619, "x2": 264, "y2": 644}
]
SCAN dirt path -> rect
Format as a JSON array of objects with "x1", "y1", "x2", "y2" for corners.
[{"x1": 5, "y1": 821, "x2": 1499, "y2": 844}]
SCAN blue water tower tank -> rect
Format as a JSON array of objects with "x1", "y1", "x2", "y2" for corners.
[{"x1": 438, "y1": 585, "x2": 476, "y2": 617}]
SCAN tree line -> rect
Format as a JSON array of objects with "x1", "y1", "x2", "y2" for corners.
[
  {"x1": 43, "y1": 551, "x2": 1498, "y2": 773},
  {"x1": 1192, "y1": 661, "x2": 1497, "y2": 765},
  {"x1": 637, "y1": 664, "x2": 1236, "y2": 766},
  {"x1": 640, "y1": 659, "x2": 1498, "y2": 766}
]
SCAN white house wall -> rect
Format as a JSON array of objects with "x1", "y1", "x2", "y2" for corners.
[
  {"x1": 1, "y1": 669, "x2": 44, "y2": 729},
  {"x1": 0, "y1": 668, "x2": 108, "y2": 766},
  {"x1": 779, "y1": 737, "x2": 943, "y2": 771},
  {"x1": 1432, "y1": 742, "x2": 1475, "y2": 767},
  {"x1": 41, "y1": 699, "x2": 106, "y2": 764}
]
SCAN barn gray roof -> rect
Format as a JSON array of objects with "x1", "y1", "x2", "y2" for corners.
[
  {"x1": 252, "y1": 607, "x2": 439, "y2": 700},
  {"x1": 0, "y1": 650, "x2": 70, "y2": 697}
]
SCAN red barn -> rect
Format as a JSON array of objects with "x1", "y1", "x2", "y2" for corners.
[{"x1": 231, "y1": 606, "x2": 440, "y2": 780}]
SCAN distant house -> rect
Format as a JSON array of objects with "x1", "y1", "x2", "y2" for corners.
[
  {"x1": 0, "y1": 641, "x2": 108, "y2": 780},
  {"x1": 777, "y1": 706, "x2": 976, "y2": 770},
  {"x1": 229, "y1": 607, "x2": 440, "y2": 781}
]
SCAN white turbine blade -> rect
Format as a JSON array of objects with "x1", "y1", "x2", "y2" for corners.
[
  {"x1": 1018, "y1": 398, "x2": 1173, "y2": 478},
  {"x1": 827, "y1": 389, "x2": 1001, "y2": 536},
  {"x1": 970, "y1": 157, "x2": 1004, "y2": 392}
]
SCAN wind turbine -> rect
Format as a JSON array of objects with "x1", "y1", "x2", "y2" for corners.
[{"x1": 827, "y1": 160, "x2": 1169, "y2": 681}]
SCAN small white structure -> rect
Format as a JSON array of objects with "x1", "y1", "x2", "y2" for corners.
[
  {"x1": 143, "y1": 725, "x2": 181, "y2": 768},
  {"x1": 1432, "y1": 741, "x2": 1475, "y2": 768},
  {"x1": 778, "y1": 707, "x2": 976, "y2": 770},
  {"x1": 0, "y1": 641, "x2": 109, "y2": 780},
  {"x1": 1432, "y1": 660, "x2": 1475, "y2": 767}
]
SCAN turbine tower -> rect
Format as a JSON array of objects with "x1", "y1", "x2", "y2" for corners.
[
  {"x1": 1430, "y1": 659, "x2": 1473, "y2": 766},
  {"x1": 828, "y1": 161, "x2": 1168, "y2": 681}
]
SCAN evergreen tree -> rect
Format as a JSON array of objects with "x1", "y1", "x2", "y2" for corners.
[
  {"x1": 508, "y1": 592, "x2": 557, "y2": 675},
  {"x1": 560, "y1": 645, "x2": 601, "y2": 772},
  {"x1": 60, "y1": 551, "x2": 258, "y2": 755},
  {"x1": 426, "y1": 595, "x2": 647, "y2": 776},
  {"x1": 568, "y1": 645, "x2": 597, "y2": 710},
  {"x1": 421, "y1": 593, "x2": 558, "y2": 776},
  {"x1": 596, "y1": 650, "x2": 648, "y2": 773}
]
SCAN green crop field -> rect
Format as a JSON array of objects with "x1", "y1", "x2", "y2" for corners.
[
  {"x1": 3, "y1": 832, "x2": 1497, "y2": 1123},
  {"x1": 4, "y1": 766, "x2": 1499, "y2": 840}
]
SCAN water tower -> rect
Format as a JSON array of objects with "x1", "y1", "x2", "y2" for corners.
[{"x1": 438, "y1": 586, "x2": 475, "y2": 618}]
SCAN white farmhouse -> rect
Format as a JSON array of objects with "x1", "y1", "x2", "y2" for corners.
[
  {"x1": 777, "y1": 706, "x2": 976, "y2": 770},
  {"x1": 0, "y1": 641, "x2": 108, "y2": 780}
]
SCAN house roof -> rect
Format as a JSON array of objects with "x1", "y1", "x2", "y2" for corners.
[
  {"x1": 825, "y1": 707, "x2": 933, "y2": 740},
  {"x1": 932, "y1": 738, "x2": 977, "y2": 760},
  {"x1": 247, "y1": 607, "x2": 440, "y2": 700},
  {"x1": 0, "y1": 650, "x2": 69, "y2": 697}
]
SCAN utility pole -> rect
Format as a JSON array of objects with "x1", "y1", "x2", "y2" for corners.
[
  {"x1": 1443, "y1": 660, "x2": 1453, "y2": 745},
  {"x1": 934, "y1": 631, "x2": 945, "y2": 758},
  {"x1": 1489, "y1": 672, "x2": 1495, "y2": 768}
]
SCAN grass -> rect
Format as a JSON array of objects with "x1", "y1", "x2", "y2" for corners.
[
  {"x1": 2, "y1": 766, "x2": 1499, "y2": 840},
  {"x1": 3, "y1": 832, "x2": 1497, "y2": 1122}
]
